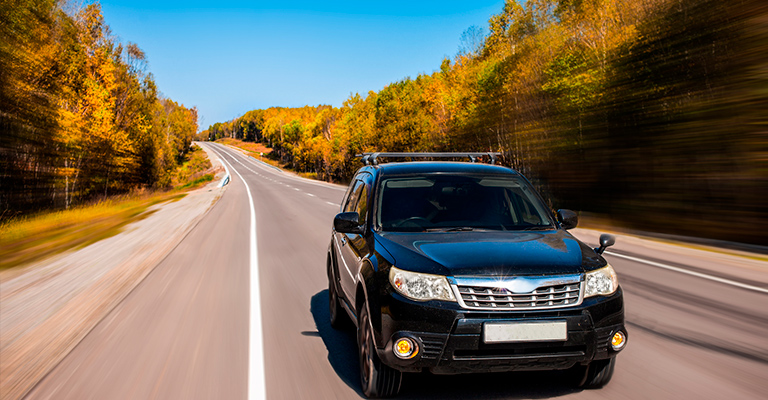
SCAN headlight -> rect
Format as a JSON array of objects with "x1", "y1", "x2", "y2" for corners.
[
  {"x1": 584, "y1": 264, "x2": 619, "y2": 298},
  {"x1": 389, "y1": 266, "x2": 456, "y2": 302}
]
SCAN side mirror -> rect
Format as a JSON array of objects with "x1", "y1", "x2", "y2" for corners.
[
  {"x1": 557, "y1": 209, "x2": 578, "y2": 230},
  {"x1": 594, "y1": 233, "x2": 616, "y2": 255},
  {"x1": 334, "y1": 212, "x2": 364, "y2": 234}
]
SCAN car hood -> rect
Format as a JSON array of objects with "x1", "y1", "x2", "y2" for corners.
[{"x1": 375, "y1": 229, "x2": 604, "y2": 276}]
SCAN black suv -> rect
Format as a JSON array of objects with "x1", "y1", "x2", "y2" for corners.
[{"x1": 327, "y1": 153, "x2": 626, "y2": 397}]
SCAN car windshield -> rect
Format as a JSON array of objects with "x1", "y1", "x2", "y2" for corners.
[{"x1": 376, "y1": 174, "x2": 554, "y2": 232}]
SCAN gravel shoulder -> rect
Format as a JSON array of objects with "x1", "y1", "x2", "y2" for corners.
[{"x1": 0, "y1": 144, "x2": 229, "y2": 400}]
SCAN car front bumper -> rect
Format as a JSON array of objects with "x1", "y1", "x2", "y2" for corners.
[{"x1": 376, "y1": 288, "x2": 626, "y2": 374}]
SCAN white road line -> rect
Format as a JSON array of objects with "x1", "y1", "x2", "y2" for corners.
[
  {"x1": 215, "y1": 142, "x2": 339, "y2": 204},
  {"x1": 207, "y1": 145, "x2": 267, "y2": 399},
  {"x1": 215, "y1": 147, "x2": 343, "y2": 208},
  {"x1": 307, "y1": 193, "x2": 315, "y2": 197},
  {"x1": 606, "y1": 251, "x2": 768, "y2": 295},
  {"x1": 222, "y1": 144, "x2": 346, "y2": 191},
  {"x1": 217, "y1": 147, "x2": 260, "y2": 175}
]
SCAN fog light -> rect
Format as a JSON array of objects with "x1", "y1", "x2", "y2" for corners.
[
  {"x1": 393, "y1": 338, "x2": 419, "y2": 359},
  {"x1": 611, "y1": 331, "x2": 627, "y2": 351}
]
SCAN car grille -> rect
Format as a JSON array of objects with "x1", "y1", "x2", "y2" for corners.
[
  {"x1": 453, "y1": 346, "x2": 586, "y2": 360},
  {"x1": 452, "y1": 275, "x2": 583, "y2": 311}
]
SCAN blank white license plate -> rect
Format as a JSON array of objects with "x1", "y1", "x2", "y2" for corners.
[{"x1": 483, "y1": 321, "x2": 568, "y2": 343}]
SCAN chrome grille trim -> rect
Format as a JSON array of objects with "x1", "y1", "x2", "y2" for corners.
[{"x1": 448, "y1": 274, "x2": 584, "y2": 310}]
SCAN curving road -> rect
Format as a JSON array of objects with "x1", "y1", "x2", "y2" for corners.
[{"x1": 26, "y1": 143, "x2": 768, "y2": 399}]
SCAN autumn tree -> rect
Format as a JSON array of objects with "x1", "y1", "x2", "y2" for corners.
[
  {"x1": 1, "y1": 1, "x2": 198, "y2": 217},
  {"x1": 205, "y1": 0, "x2": 767, "y2": 244}
]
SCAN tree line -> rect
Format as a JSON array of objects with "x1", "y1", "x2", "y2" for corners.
[
  {"x1": 212, "y1": 0, "x2": 766, "y2": 245},
  {"x1": 1, "y1": 1, "x2": 198, "y2": 218}
]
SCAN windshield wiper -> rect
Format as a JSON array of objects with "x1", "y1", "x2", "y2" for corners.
[
  {"x1": 517, "y1": 225, "x2": 551, "y2": 231},
  {"x1": 448, "y1": 227, "x2": 474, "y2": 232},
  {"x1": 425, "y1": 226, "x2": 475, "y2": 232}
]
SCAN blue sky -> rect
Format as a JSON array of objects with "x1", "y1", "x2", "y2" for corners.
[{"x1": 99, "y1": 1, "x2": 505, "y2": 129}]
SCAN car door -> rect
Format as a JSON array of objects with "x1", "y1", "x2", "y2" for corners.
[
  {"x1": 336, "y1": 173, "x2": 372, "y2": 300},
  {"x1": 336, "y1": 178, "x2": 363, "y2": 299}
]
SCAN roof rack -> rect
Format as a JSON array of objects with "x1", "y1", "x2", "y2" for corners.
[{"x1": 356, "y1": 152, "x2": 501, "y2": 165}]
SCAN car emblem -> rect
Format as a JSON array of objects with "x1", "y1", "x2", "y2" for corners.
[{"x1": 496, "y1": 279, "x2": 540, "y2": 294}]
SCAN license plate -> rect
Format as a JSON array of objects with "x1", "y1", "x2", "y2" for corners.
[{"x1": 483, "y1": 321, "x2": 568, "y2": 343}]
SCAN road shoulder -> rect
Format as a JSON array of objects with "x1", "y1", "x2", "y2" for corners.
[
  {"x1": 0, "y1": 147, "x2": 229, "y2": 400},
  {"x1": 571, "y1": 228, "x2": 768, "y2": 288}
]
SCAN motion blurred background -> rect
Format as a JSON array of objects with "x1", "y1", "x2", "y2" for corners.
[
  {"x1": 1, "y1": 2, "x2": 768, "y2": 399},
  {"x1": 2, "y1": 0, "x2": 768, "y2": 246},
  {"x1": 203, "y1": 0, "x2": 768, "y2": 246}
]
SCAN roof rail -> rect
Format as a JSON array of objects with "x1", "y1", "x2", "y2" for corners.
[{"x1": 356, "y1": 152, "x2": 501, "y2": 166}]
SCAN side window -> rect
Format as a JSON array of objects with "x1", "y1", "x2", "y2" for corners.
[
  {"x1": 340, "y1": 180, "x2": 357, "y2": 212},
  {"x1": 355, "y1": 184, "x2": 369, "y2": 225},
  {"x1": 356, "y1": 173, "x2": 374, "y2": 225},
  {"x1": 342, "y1": 173, "x2": 373, "y2": 227},
  {"x1": 343, "y1": 180, "x2": 364, "y2": 213}
]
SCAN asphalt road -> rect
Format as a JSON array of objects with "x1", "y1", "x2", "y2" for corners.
[{"x1": 26, "y1": 143, "x2": 768, "y2": 399}]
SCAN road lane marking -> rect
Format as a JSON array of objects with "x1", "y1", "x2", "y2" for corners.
[
  {"x1": 220, "y1": 144, "x2": 346, "y2": 192},
  {"x1": 606, "y1": 251, "x2": 768, "y2": 295},
  {"x1": 307, "y1": 193, "x2": 315, "y2": 197},
  {"x1": 215, "y1": 147, "x2": 345, "y2": 210},
  {"x1": 217, "y1": 147, "x2": 260, "y2": 175},
  {"x1": 207, "y1": 145, "x2": 267, "y2": 400}
]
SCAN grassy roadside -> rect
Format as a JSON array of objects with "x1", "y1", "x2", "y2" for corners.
[
  {"x1": 216, "y1": 138, "x2": 273, "y2": 161},
  {"x1": 174, "y1": 144, "x2": 214, "y2": 189},
  {"x1": 0, "y1": 144, "x2": 215, "y2": 270}
]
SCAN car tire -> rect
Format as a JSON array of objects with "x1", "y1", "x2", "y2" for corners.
[
  {"x1": 576, "y1": 357, "x2": 616, "y2": 389},
  {"x1": 328, "y1": 263, "x2": 351, "y2": 329},
  {"x1": 358, "y1": 303, "x2": 402, "y2": 398}
]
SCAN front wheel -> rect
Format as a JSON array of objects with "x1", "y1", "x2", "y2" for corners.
[
  {"x1": 358, "y1": 303, "x2": 402, "y2": 398},
  {"x1": 575, "y1": 357, "x2": 616, "y2": 389}
]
